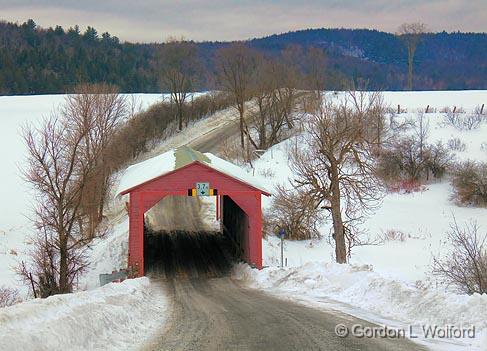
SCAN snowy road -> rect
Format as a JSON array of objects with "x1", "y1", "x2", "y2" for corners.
[{"x1": 143, "y1": 277, "x2": 426, "y2": 351}]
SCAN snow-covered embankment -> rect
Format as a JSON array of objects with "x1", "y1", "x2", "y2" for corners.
[{"x1": 0, "y1": 278, "x2": 167, "y2": 351}]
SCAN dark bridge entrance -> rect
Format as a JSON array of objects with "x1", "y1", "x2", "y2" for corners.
[{"x1": 144, "y1": 230, "x2": 237, "y2": 279}]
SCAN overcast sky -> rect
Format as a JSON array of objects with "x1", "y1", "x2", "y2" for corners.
[{"x1": 1, "y1": 0, "x2": 485, "y2": 42}]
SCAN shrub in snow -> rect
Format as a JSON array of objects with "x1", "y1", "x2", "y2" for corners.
[
  {"x1": 433, "y1": 220, "x2": 487, "y2": 294},
  {"x1": 386, "y1": 179, "x2": 426, "y2": 194},
  {"x1": 474, "y1": 104, "x2": 486, "y2": 121},
  {"x1": 258, "y1": 167, "x2": 276, "y2": 178},
  {"x1": 218, "y1": 137, "x2": 254, "y2": 165},
  {"x1": 463, "y1": 113, "x2": 484, "y2": 130},
  {"x1": 380, "y1": 229, "x2": 409, "y2": 242},
  {"x1": 451, "y1": 161, "x2": 487, "y2": 206},
  {"x1": 377, "y1": 137, "x2": 423, "y2": 182},
  {"x1": 443, "y1": 109, "x2": 483, "y2": 130},
  {"x1": 447, "y1": 137, "x2": 466, "y2": 152},
  {"x1": 265, "y1": 184, "x2": 324, "y2": 240},
  {"x1": 376, "y1": 137, "x2": 451, "y2": 187},
  {"x1": 0, "y1": 286, "x2": 20, "y2": 308},
  {"x1": 425, "y1": 141, "x2": 451, "y2": 179}
]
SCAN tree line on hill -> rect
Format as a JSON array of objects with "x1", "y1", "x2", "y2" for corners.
[{"x1": 1, "y1": 19, "x2": 486, "y2": 95}]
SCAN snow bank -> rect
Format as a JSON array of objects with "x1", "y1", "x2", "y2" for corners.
[
  {"x1": 233, "y1": 263, "x2": 487, "y2": 350},
  {"x1": 81, "y1": 217, "x2": 130, "y2": 290},
  {"x1": 0, "y1": 277, "x2": 167, "y2": 351}
]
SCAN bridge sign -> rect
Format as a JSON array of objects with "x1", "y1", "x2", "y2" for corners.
[{"x1": 196, "y1": 182, "x2": 210, "y2": 196}]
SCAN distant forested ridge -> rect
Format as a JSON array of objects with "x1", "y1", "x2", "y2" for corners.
[{"x1": 0, "y1": 19, "x2": 486, "y2": 95}]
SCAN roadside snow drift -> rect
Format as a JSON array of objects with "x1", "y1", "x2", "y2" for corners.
[
  {"x1": 233, "y1": 263, "x2": 487, "y2": 350},
  {"x1": 0, "y1": 278, "x2": 167, "y2": 351}
]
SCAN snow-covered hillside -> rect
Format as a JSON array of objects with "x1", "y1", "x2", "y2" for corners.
[{"x1": 251, "y1": 111, "x2": 487, "y2": 281}]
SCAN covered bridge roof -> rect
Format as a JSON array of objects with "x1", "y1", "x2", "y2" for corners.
[{"x1": 117, "y1": 146, "x2": 270, "y2": 195}]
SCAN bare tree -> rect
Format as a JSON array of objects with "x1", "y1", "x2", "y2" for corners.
[
  {"x1": 63, "y1": 84, "x2": 129, "y2": 239},
  {"x1": 304, "y1": 47, "x2": 326, "y2": 100},
  {"x1": 20, "y1": 114, "x2": 94, "y2": 295},
  {"x1": 246, "y1": 56, "x2": 299, "y2": 150},
  {"x1": 290, "y1": 96, "x2": 383, "y2": 263},
  {"x1": 216, "y1": 43, "x2": 258, "y2": 148},
  {"x1": 397, "y1": 22, "x2": 427, "y2": 90},
  {"x1": 159, "y1": 39, "x2": 199, "y2": 131},
  {"x1": 347, "y1": 90, "x2": 389, "y2": 150},
  {"x1": 433, "y1": 219, "x2": 487, "y2": 294},
  {"x1": 415, "y1": 111, "x2": 429, "y2": 169}
]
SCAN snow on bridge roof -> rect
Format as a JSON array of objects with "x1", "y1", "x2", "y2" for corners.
[{"x1": 117, "y1": 146, "x2": 270, "y2": 195}]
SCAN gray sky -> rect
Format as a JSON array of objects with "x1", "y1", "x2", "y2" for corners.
[{"x1": 1, "y1": 0, "x2": 485, "y2": 42}]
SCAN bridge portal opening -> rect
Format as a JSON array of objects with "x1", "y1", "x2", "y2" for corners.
[{"x1": 142, "y1": 195, "x2": 246, "y2": 279}]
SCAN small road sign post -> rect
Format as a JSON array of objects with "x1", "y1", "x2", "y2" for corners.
[{"x1": 279, "y1": 228, "x2": 285, "y2": 268}]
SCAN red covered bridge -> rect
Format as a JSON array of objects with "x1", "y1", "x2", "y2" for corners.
[{"x1": 118, "y1": 146, "x2": 270, "y2": 277}]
